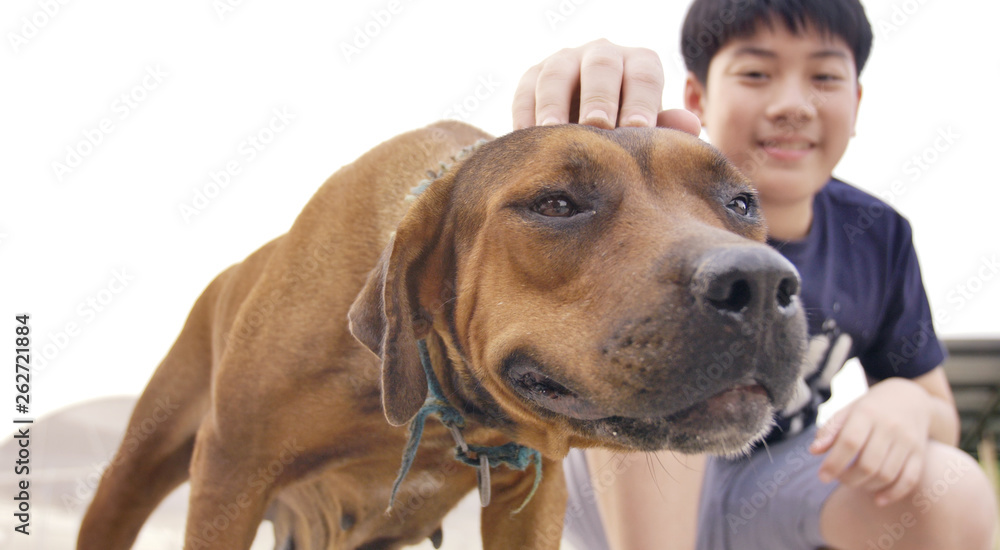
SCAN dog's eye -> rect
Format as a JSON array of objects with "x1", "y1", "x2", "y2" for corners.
[
  {"x1": 726, "y1": 194, "x2": 754, "y2": 216},
  {"x1": 533, "y1": 195, "x2": 578, "y2": 217}
]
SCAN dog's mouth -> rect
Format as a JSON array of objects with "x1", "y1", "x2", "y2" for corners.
[
  {"x1": 509, "y1": 365, "x2": 608, "y2": 420},
  {"x1": 506, "y1": 357, "x2": 777, "y2": 453}
]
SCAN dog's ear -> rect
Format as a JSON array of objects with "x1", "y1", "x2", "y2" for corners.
[{"x1": 348, "y1": 174, "x2": 456, "y2": 426}]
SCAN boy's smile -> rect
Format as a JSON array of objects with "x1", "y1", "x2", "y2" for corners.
[{"x1": 685, "y1": 20, "x2": 862, "y2": 240}]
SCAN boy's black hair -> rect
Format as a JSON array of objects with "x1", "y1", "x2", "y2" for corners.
[{"x1": 681, "y1": 0, "x2": 873, "y2": 85}]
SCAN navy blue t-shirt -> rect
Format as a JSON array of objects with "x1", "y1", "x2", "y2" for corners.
[{"x1": 764, "y1": 178, "x2": 946, "y2": 442}]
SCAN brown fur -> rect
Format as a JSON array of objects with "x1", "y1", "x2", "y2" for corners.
[{"x1": 78, "y1": 120, "x2": 806, "y2": 549}]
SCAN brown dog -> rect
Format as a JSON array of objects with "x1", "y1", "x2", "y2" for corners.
[{"x1": 78, "y1": 120, "x2": 806, "y2": 549}]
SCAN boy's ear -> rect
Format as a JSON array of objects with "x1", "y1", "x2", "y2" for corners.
[
  {"x1": 851, "y1": 83, "x2": 863, "y2": 137},
  {"x1": 684, "y1": 72, "x2": 708, "y2": 126}
]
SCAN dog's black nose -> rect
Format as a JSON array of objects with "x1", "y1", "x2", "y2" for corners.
[{"x1": 692, "y1": 246, "x2": 800, "y2": 320}]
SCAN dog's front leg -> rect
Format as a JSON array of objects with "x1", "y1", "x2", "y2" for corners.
[
  {"x1": 182, "y1": 420, "x2": 279, "y2": 550},
  {"x1": 480, "y1": 456, "x2": 566, "y2": 550}
]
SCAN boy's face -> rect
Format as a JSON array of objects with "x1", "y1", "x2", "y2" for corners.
[{"x1": 685, "y1": 21, "x2": 862, "y2": 207}]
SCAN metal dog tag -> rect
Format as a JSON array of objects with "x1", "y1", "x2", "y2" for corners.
[
  {"x1": 477, "y1": 454, "x2": 491, "y2": 507},
  {"x1": 447, "y1": 424, "x2": 469, "y2": 454}
]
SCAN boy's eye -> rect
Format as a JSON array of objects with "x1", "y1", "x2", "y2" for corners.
[{"x1": 741, "y1": 71, "x2": 768, "y2": 80}]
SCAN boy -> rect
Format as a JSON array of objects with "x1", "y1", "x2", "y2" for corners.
[{"x1": 512, "y1": 1, "x2": 997, "y2": 548}]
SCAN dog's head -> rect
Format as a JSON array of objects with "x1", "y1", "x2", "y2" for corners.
[{"x1": 349, "y1": 124, "x2": 807, "y2": 457}]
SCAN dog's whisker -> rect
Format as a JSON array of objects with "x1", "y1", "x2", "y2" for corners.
[
  {"x1": 761, "y1": 439, "x2": 774, "y2": 464},
  {"x1": 645, "y1": 453, "x2": 673, "y2": 502}
]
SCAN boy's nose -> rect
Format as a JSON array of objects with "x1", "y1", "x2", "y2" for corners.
[{"x1": 764, "y1": 81, "x2": 818, "y2": 125}]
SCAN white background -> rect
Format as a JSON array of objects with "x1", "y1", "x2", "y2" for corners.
[{"x1": 2, "y1": 0, "x2": 998, "y2": 434}]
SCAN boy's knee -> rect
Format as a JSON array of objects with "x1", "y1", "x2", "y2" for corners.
[{"x1": 912, "y1": 443, "x2": 996, "y2": 547}]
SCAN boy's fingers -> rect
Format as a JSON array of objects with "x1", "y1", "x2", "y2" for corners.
[
  {"x1": 840, "y1": 428, "x2": 892, "y2": 488},
  {"x1": 817, "y1": 414, "x2": 871, "y2": 484},
  {"x1": 875, "y1": 454, "x2": 923, "y2": 506},
  {"x1": 618, "y1": 47, "x2": 665, "y2": 127},
  {"x1": 577, "y1": 44, "x2": 625, "y2": 129},
  {"x1": 533, "y1": 49, "x2": 583, "y2": 127},
  {"x1": 512, "y1": 65, "x2": 541, "y2": 130},
  {"x1": 514, "y1": 40, "x2": 665, "y2": 130},
  {"x1": 862, "y1": 441, "x2": 908, "y2": 494},
  {"x1": 656, "y1": 109, "x2": 702, "y2": 136},
  {"x1": 810, "y1": 407, "x2": 848, "y2": 455}
]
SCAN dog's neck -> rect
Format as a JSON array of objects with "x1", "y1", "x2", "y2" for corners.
[
  {"x1": 425, "y1": 318, "x2": 576, "y2": 459},
  {"x1": 387, "y1": 336, "x2": 542, "y2": 514},
  {"x1": 425, "y1": 331, "x2": 514, "y2": 432}
]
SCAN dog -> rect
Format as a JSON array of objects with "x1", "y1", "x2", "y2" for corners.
[{"x1": 78, "y1": 120, "x2": 807, "y2": 549}]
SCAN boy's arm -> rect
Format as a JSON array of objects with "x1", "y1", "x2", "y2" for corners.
[
  {"x1": 810, "y1": 366, "x2": 959, "y2": 506},
  {"x1": 910, "y1": 367, "x2": 960, "y2": 445},
  {"x1": 511, "y1": 38, "x2": 701, "y2": 134},
  {"x1": 587, "y1": 448, "x2": 704, "y2": 550}
]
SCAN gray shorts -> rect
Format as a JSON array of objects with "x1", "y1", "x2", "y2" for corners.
[
  {"x1": 562, "y1": 448, "x2": 612, "y2": 550},
  {"x1": 562, "y1": 425, "x2": 839, "y2": 550}
]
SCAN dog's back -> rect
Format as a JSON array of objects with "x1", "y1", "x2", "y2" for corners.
[{"x1": 78, "y1": 121, "x2": 492, "y2": 550}]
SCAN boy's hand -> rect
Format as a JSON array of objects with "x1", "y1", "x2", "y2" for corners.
[
  {"x1": 810, "y1": 378, "x2": 934, "y2": 506},
  {"x1": 512, "y1": 38, "x2": 700, "y2": 135}
]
